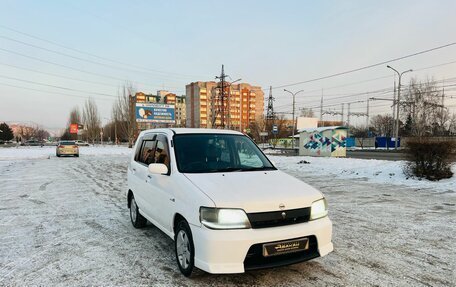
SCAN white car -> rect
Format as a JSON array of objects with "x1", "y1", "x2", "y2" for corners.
[{"x1": 127, "y1": 128, "x2": 333, "y2": 276}]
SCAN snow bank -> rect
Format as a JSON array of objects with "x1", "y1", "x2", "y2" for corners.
[
  {"x1": 269, "y1": 155, "x2": 456, "y2": 192},
  {"x1": 0, "y1": 146, "x2": 132, "y2": 160}
]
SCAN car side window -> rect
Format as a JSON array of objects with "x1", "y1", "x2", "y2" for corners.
[
  {"x1": 139, "y1": 140, "x2": 157, "y2": 165},
  {"x1": 155, "y1": 135, "x2": 170, "y2": 171},
  {"x1": 134, "y1": 139, "x2": 143, "y2": 162},
  {"x1": 234, "y1": 138, "x2": 263, "y2": 168}
]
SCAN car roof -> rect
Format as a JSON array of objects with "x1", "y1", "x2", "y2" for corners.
[{"x1": 139, "y1": 128, "x2": 244, "y2": 137}]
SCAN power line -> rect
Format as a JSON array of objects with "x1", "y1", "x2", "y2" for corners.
[
  {"x1": 0, "y1": 24, "x2": 207, "y2": 79},
  {"x1": 0, "y1": 62, "x2": 119, "y2": 88},
  {"x1": 0, "y1": 82, "x2": 113, "y2": 101},
  {"x1": 0, "y1": 35, "x2": 196, "y2": 82},
  {"x1": 0, "y1": 74, "x2": 116, "y2": 98},
  {"x1": 273, "y1": 77, "x2": 456, "y2": 111},
  {"x1": 270, "y1": 41, "x2": 456, "y2": 90},
  {"x1": 0, "y1": 47, "x2": 184, "y2": 92}
]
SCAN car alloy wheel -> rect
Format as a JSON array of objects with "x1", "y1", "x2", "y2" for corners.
[
  {"x1": 175, "y1": 220, "x2": 194, "y2": 276},
  {"x1": 129, "y1": 196, "x2": 147, "y2": 228}
]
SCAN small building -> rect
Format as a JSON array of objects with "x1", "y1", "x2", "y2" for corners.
[{"x1": 299, "y1": 126, "x2": 348, "y2": 157}]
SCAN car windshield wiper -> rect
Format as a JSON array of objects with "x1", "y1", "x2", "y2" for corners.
[
  {"x1": 238, "y1": 166, "x2": 276, "y2": 171},
  {"x1": 217, "y1": 167, "x2": 244, "y2": 172}
]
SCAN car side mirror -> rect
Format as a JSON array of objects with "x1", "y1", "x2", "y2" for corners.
[{"x1": 148, "y1": 163, "x2": 168, "y2": 175}]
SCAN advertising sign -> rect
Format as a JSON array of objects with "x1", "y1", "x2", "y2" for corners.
[
  {"x1": 70, "y1": 124, "x2": 78, "y2": 134},
  {"x1": 136, "y1": 103, "x2": 175, "y2": 123}
]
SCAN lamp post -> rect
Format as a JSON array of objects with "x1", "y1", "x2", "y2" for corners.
[
  {"x1": 283, "y1": 89, "x2": 304, "y2": 150},
  {"x1": 386, "y1": 65, "x2": 412, "y2": 150}
]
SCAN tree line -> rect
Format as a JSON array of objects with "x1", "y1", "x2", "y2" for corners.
[{"x1": 62, "y1": 83, "x2": 136, "y2": 147}]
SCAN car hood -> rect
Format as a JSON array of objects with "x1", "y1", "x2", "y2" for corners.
[{"x1": 183, "y1": 170, "x2": 323, "y2": 213}]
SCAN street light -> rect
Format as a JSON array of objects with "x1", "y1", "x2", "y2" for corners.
[
  {"x1": 386, "y1": 65, "x2": 413, "y2": 150},
  {"x1": 283, "y1": 89, "x2": 304, "y2": 150}
]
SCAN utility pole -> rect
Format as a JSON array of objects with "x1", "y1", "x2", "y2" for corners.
[
  {"x1": 215, "y1": 65, "x2": 229, "y2": 129},
  {"x1": 284, "y1": 89, "x2": 304, "y2": 150},
  {"x1": 341, "y1": 103, "x2": 344, "y2": 124},
  {"x1": 392, "y1": 80, "x2": 396, "y2": 136},
  {"x1": 320, "y1": 91, "x2": 323, "y2": 123},
  {"x1": 347, "y1": 103, "x2": 351, "y2": 127},
  {"x1": 387, "y1": 65, "x2": 412, "y2": 150},
  {"x1": 366, "y1": 98, "x2": 370, "y2": 128}
]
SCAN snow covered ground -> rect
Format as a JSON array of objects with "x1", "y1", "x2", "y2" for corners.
[
  {"x1": 0, "y1": 147, "x2": 455, "y2": 286},
  {"x1": 269, "y1": 155, "x2": 456, "y2": 192},
  {"x1": 0, "y1": 145, "x2": 131, "y2": 161}
]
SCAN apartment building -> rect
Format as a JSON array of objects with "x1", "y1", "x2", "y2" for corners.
[{"x1": 185, "y1": 81, "x2": 264, "y2": 131}]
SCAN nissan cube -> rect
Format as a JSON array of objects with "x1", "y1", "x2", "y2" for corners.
[{"x1": 127, "y1": 128, "x2": 333, "y2": 276}]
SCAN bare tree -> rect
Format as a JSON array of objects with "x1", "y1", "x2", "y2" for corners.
[
  {"x1": 62, "y1": 107, "x2": 82, "y2": 140},
  {"x1": 371, "y1": 115, "x2": 394, "y2": 136},
  {"x1": 68, "y1": 106, "x2": 82, "y2": 126},
  {"x1": 448, "y1": 114, "x2": 456, "y2": 135},
  {"x1": 112, "y1": 83, "x2": 136, "y2": 147},
  {"x1": 82, "y1": 98, "x2": 101, "y2": 143},
  {"x1": 350, "y1": 125, "x2": 369, "y2": 149},
  {"x1": 402, "y1": 78, "x2": 449, "y2": 136}
]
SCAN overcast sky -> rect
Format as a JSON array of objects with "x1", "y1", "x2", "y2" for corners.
[{"x1": 0, "y1": 0, "x2": 455, "y2": 130}]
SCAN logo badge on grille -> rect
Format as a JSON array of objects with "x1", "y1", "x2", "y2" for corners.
[{"x1": 281, "y1": 212, "x2": 286, "y2": 219}]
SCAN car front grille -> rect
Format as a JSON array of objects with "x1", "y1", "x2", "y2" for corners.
[
  {"x1": 243, "y1": 235, "x2": 319, "y2": 270},
  {"x1": 246, "y1": 207, "x2": 311, "y2": 229}
]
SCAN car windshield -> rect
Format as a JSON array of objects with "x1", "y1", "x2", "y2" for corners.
[
  {"x1": 60, "y1": 141, "x2": 75, "y2": 145},
  {"x1": 173, "y1": 133, "x2": 276, "y2": 173}
]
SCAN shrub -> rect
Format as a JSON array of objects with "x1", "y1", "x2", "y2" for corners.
[{"x1": 404, "y1": 138, "x2": 456, "y2": 181}]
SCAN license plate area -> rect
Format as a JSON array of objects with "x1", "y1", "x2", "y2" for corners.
[{"x1": 262, "y1": 237, "x2": 309, "y2": 257}]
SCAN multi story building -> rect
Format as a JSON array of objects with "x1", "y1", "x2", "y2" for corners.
[
  {"x1": 175, "y1": 95, "x2": 186, "y2": 127},
  {"x1": 185, "y1": 81, "x2": 264, "y2": 131}
]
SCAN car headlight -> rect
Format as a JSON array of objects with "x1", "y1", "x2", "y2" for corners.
[
  {"x1": 200, "y1": 207, "x2": 251, "y2": 229},
  {"x1": 310, "y1": 198, "x2": 328, "y2": 220}
]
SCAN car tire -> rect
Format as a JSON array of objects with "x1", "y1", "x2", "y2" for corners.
[
  {"x1": 129, "y1": 195, "x2": 147, "y2": 228},
  {"x1": 56, "y1": 154, "x2": 60, "y2": 157},
  {"x1": 75, "y1": 154, "x2": 79, "y2": 157},
  {"x1": 175, "y1": 219, "x2": 195, "y2": 277}
]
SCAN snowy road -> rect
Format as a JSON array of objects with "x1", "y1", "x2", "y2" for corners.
[{"x1": 0, "y1": 149, "x2": 455, "y2": 286}]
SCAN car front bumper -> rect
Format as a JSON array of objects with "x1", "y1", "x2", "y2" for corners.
[{"x1": 190, "y1": 216, "x2": 333, "y2": 274}]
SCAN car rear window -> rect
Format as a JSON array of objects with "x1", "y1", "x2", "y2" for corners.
[{"x1": 60, "y1": 141, "x2": 76, "y2": 145}]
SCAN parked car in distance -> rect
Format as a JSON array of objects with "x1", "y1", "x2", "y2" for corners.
[
  {"x1": 127, "y1": 128, "x2": 333, "y2": 276},
  {"x1": 22, "y1": 139, "x2": 43, "y2": 146},
  {"x1": 56, "y1": 141, "x2": 79, "y2": 157},
  {"x1": 75, "y1": 140, "x2": 90, "y2": 146}
]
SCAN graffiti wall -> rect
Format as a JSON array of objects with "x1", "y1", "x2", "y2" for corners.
[
  {"x1": 299, "y1": 127, "x2": 347, "y2": 157},
  {"x1": 330, "y1": 129, "x2": 347, "y2": 157}
]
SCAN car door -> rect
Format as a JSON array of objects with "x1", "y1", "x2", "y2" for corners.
[
  {"x1": 143, "y1": 134, "x2": 175, "y2": 232},
  {"x1": 130, "y1": 134, "x2": 157, "y2": 218}
]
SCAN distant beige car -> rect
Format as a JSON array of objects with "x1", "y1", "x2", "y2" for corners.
[{"x1": 56, "y1": 141, "x2": 79, "y2": 157}]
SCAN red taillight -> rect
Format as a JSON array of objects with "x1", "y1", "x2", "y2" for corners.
[
  {"x1": 58, "y1": 145, "x2": 64, "y2": 148},
  {"x1": 73, "y1": 146, "x2": 78, "y2": 148}
]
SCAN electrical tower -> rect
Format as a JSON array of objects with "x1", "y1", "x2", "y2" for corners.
[
  {"x1": 266, "y1": 86, "x2": 275, "y2": 123},
  {"x1": 213, "y1": 65, "x2": 229, "y2": 129}
]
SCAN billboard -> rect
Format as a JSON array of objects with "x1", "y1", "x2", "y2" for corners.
[
  {"x1": 136, "y1": 103, "x2": 175, "y2": 123},
  {"x1": 69, "y1": 124, "x2": 78, "y2": 134}
]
